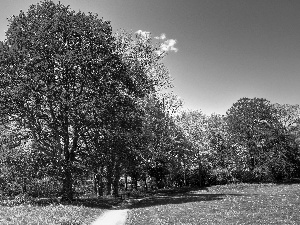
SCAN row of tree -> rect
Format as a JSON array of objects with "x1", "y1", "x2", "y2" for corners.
[
  {"x1": 175, "y1": 99, "x2": 300, "y2": 187},
  {"x1": 0, "y1": 1, "x2": 299, "y2": 201}
]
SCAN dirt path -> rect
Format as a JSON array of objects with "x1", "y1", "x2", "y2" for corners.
[{"x1": 91, "y1": 209, "x2": 129, "y2": 225}]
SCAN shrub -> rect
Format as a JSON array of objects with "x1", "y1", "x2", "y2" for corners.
[
  {"x1": 130, "y1": 189, "x2": 147, "y2": 198},
  {"x1": 208, "y1": 168, "x2": 233, "y2": 185}
]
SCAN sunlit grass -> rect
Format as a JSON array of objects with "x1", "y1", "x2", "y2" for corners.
[
  {"x1": 0, "y1": 191, "x2": 127, "y2": 224},
  {"x1": 126, "y1": 183, "x2": 300, "y2": 224},
  {"x1": 0, "y1": 200, "x2": 107, "y2": 225}
]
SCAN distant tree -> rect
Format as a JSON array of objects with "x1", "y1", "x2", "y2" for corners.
[
  {"x1": 226, "y1": 98, "x2": 277, "y2": 172},
  {"x1": 176, "y1": 110, "x2": 210, "y2": 186},
  {"x1": 226, "y1": 97, "x2": 299, "y2": 181},
  {"x1": 271, "y1": 104, "x2": 300, "y2": 178}
]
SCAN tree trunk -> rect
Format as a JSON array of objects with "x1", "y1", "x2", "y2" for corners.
[
  {"x1": 93, "y1": 173, "x2": 102, "y2": 197},
  {"x1": 98, "y1": 178, "x2": 103, "y2": 197},
  {"x1": 125, "y1": 175, "x2": 128, "y2": 191},
  {"x1": 144, "y1": 176, "x2": 148, "y2": 191},
  {"x1": 113, "y1": 164, "x2": 121, "y2": 197},
  {"x1": 248, "y1": 142, "x2": 256, "y2": 172},
  {"x1": 98, "y1": 167, "x2": 104, "y2": 197},
  {"x1": 61, "y1": 160, "x2": 73, "y2": 202},
  {"x1": 106, "y1": 152, "x2": 115, "y2": 195},
  {"x1": 22, "y1": 177, "x2": 27, "y2": 193},
  {"x1": 183, "y1": 169, "x2": 187, "y2": 186},
  {"x1": 106, "y1": 167, "x2": 113, "y2": 195},
  {"x1": 93, "y1": 173, "x2": 98, "y2": 194},
  {"x1": 198, "y1": 162, "x2": 202, "y2": 187},
  {"x1": 133, "y1": 177, "x2": 138, "y2": 190}
]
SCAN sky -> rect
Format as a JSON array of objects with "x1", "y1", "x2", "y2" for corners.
[{"x1": 1, "y1": 0, "x2": 300, "y2": 115}]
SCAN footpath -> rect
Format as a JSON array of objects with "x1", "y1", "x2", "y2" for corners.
[{"x1": 91, "y1": 209, "x2": 129, "y2": 225}]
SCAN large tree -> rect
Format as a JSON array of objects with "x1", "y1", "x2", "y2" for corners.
[{"x1": 0, "y1": 1, "x2": 150, "y2": 200}]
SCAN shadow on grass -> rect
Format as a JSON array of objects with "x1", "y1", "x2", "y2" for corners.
[
  {"x1": 70, "y1": 197, "x2": 123, "y2": 209},
  {"x1": 32, "y1": 196, "x2": 122, "y2": 209},
  {"x1": 276, "y1": 178, "x2": 300, "y2": 185},
  {"x1": 3, "y1": 186, "x2": 252, "y2": 209},
  {"x1": 128, "y1": 188, "x2": 246, "y2": 209}
]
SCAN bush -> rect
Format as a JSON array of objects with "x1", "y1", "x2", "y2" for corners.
[
  {"x1": 130, "y1": 189, "x2": 147, "y2": 198},
  {"x1": 252, "y1": 166, "x2": 273, "y2": 182},
  {"x1": 232, "y1": 167, "x2": 273, "y2": 183},
  {"x1": 13, "y1": 193, "x2": 34, "y2": 204},
  {"x1": 208, "y1": 168, "x2": 233, "y2": 185},
  {"x1": 0, "y1": 193, "x2": 34, "y2": 206},
  {"x1": 2, "y1": 181, "x2": 22, "y2": 197}
]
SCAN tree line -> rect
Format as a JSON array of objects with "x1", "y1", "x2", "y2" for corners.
[{"x1": 0, "y1": 1, "x2": 299, "y2": 202}]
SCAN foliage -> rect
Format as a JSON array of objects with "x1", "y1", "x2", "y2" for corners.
[
  {"x1": 1, "y1": 0, "x2": 300, "y2": 202},
  {"x1": 226, "y1": 98, "x2": 300, "y2": 182},
  {"x1": 0, "y1": 0, "x2": 162, "y2": 200}
]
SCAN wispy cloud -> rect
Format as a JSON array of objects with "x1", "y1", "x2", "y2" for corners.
[
  {"x1": 156, "y1": 38, "x2": 178, "y2": 55},
  {"x1": 135, "y1": 30, "x2": 150, "y2": 40},
  {"x1": 154, "y1": 33, "x2": 166, "y2": 40},
  {"x1": 135, "y1": 30, "x2": 178, "y2": 55}
]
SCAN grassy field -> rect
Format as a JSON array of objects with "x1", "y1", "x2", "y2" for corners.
[
  {"x1": 126, "y1": 183, "x2": 300, "y2": 225},
  {"x1": 1, "y1": 183, "x2": 300, "y2": 224}
]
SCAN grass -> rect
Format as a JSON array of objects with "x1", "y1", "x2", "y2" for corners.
[
  {"x1": 2, "y1": 183, "x2": 300, "y2": 224},
  {"x1": 0, "y1": 195, "x2": 123, "y2": 225},
  {"x1": 0, "y1": 204, "x2": 105, "y2": 225},
  {"x1": 126, "y1": 183, "x2": 300, "y2": 224}
]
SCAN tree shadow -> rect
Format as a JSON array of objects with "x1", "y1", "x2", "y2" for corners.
[
  {"x1": 128, "y1": 190, "x2": 245, "y2": 209},
  {"x1": 276, "y1": 178, "x2": 300, "y2": 185},
  {"x1": 69, "y1": 197, "x2": 121, "y2": 209},
  {"x1": 31, "y1": 196, "x2": 122, "y2": 209},
  {"x1": 30, "y1": 187, "x2": 248, "y2": 209}
]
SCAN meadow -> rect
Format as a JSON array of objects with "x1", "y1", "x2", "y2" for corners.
[{"x1": 126, "y1": 183, "x2": 300, "y2": 225}]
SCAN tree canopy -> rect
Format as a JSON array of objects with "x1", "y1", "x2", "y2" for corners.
[{"x1": 0, "y1": 1, "x2": 299, "y2": 202}]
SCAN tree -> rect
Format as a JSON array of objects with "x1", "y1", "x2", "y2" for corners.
[
  {"x1": 0, "y1": 122, "x2": 34, "y2": 194},
  {"x1": 0, "y1": 1, "x2": 149, "y2": 201},
  {"x1": 271, "y1": 103, "x2": 300, "y2": 178},
  {"x1": 226, "y1": 98, "x2": 276, "y2": 171},
  {"x1": 176, "y1": 110, "x2": 210, "y2": 186},
  {"x1": 113, "y1": 30, "x2": 173, "y2": 93},
  {"x1": 76, "y1": 30, "x2": 175, "y2": 196},
  {"x1": 225, "y1": 97, "x2": 300, "y2": 181}
]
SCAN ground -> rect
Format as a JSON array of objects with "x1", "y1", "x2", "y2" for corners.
[
  {"x1": 1, "y1": 183, "x2": 300, "y2": 224},
  {"x1": 126, "y1": 183, "x2": 300, "y2": 224}
]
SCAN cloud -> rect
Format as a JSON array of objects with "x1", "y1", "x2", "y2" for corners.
[
  {"x1": 160, "y1": 39, "x2": 178, "y2": 52},
  {"x1": 135, "y1": 30, "x2": 178, "y2": 55},
  {"x1": 156, "y1": 38, "x2": 178, "y2": 55},
  {"x1": 154, "y1": 33, "x2": 166, "y2": 40},
  {"x1": 135, "y1": 30, "x2": 150, "y2": 39}
]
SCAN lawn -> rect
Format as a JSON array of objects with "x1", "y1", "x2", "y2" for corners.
[
  {"x1": 1, "y1": 183, "x2": 300, "y2": 224},
  {"x1": 0, "y1": 204, "x2": 105, "y2": 225},
  {"x1": 126, "y1": 183, "x2": 300, "y2": 224},
  {"x1": 0, "y1": 196, "x2": 122, "y2": 225}
]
